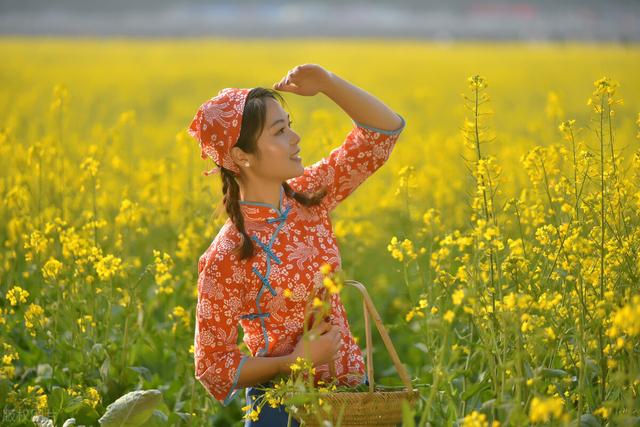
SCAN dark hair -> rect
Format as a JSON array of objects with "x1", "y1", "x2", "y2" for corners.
[{"x1": 218, "y1": 87, "x2": 327, "y2": 260}]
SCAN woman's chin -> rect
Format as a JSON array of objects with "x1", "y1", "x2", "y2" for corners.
[{"x1": 287, "y1": 164, "x2": 305, "y2": 180}]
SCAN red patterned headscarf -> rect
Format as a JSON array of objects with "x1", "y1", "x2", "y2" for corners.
[{"x1": 187, "y1": 87, "x2": 253, "y2": 177}]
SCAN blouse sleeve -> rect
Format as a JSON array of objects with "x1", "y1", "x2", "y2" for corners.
[
  {"x1": 287, "y1": 113, "x2": 406, "y2": 212},
  {"x1": 193, "y1": 252, "x2": 249, "y2": 407}
]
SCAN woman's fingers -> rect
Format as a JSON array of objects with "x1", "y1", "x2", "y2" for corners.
[{"x1": 317, "y1": 321, "x2": 332, "y2": 334}]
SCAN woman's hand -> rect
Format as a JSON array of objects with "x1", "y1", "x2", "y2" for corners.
[
  {"x1": 272, "y1": 64, "x2": 334, "y2": 96},
  {"x1": 288, "y1": 320, "x2": 342, "y2": 371}
]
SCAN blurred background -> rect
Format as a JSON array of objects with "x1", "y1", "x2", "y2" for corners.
[{"x1": 1, "y1": 0, "x2": 639, "y2": 41}]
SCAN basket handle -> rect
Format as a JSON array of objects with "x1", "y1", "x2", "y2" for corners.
[{"x1": 342, "y1": 279, "x2": 414, "y2": 395}]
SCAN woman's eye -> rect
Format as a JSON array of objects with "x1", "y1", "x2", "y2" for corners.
[{"x1": 277, "y1": 121, "x2": 293, "y2": 135}]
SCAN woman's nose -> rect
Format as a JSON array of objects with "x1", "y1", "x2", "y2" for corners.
[{"x1": 290, "y1": 131, "x2": 300, "y2": 144}]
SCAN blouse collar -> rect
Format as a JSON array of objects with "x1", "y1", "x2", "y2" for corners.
[{"x1": 238, "y1": 185, "x2": 293, "y2": 223}]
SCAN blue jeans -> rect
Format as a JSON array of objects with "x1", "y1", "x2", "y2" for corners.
[{"x1": 243, "y1": 372, "x2": 369, "y2": 427}]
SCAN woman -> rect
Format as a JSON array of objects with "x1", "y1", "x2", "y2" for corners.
[{"x1": 188, "y1": 64, "x2": 406, "y2": 426}]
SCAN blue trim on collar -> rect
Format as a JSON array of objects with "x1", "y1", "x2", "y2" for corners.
[{"x1": 238, "y1": 185, "x2": 285, "y2": 213}]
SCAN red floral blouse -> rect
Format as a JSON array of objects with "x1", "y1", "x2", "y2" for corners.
[{"x1": 194, "y1": 113, "x2": 406, "y2": 406}]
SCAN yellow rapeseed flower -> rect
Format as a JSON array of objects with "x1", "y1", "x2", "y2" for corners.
[
  {"x1": 76, "y1": 315, "x2": 96, "y2": 333},
  {"x1": 529, "y1": 396, "x2": 564, "y2": 423},
  {"x1": 42, "y1": 257, "x2": 63, "y2": 282},
  {"x1": 6, "y1": 286, "x2": 29, "y2": 306},
  {"x1": 84, "y1": 387, "x2": 101, "y2": 409},
  {"x1": 153, "y1": 250, "x2": 174, "y2": 294},
  {"x1": 594, "y1": 406, "x2": 610, "y2": 420},
  {"x1": 468, "y1": 75, "x2": 488, "y2": 90},
  {"x1": 25, "y1": 303, "x2": 45, "y2": 336},
  {"x1": 323, "y1": 276, "x2": 342, "y2": 294},
  {"x1": 444, "y1": 310, "x2": 455, "y2": 323},
  {"x1": 462, "y1": 410, "x2": 488, "y2": 427},
  {"x1": 319, "y1": 263, "x2": 332, "y2": 275},
  {"x1": 169, "y1": 305, "x2": 190, "y2": 329},
  {"x1": 94, "y1": 254, "x2": 123, "y2": 281},
  {"x1": 452, "y1": 288, "x2": 465, "y2": 306},
  {"x1": 606, "y1": 295, "x2": 640, "y2": 338}
]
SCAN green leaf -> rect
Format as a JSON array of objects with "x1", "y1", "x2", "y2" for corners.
[
  {"x1": 461, "y1": 377, "x2": 491, "y2": 401},
  {"x1": 49, "y1": 386, "x2": 66, "y2": 414},
  {"x1": 535, "y1": 367, "x2": 568, "y2": 378},
  {"x1": 64, "y1": 395, "x2": 84, "y2": 413},
  {"x1": 98, "y1": 389, "x2": 164, "y2": 427},
  {"x1": 139, "y1": 409, "x2": 169, "y2": 427}
]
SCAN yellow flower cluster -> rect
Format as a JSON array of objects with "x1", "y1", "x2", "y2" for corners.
[
  {"x1": 289, "y1": 356, "x2": 316, "y2": 376},
  {"x1": 242, "y1": 402, "x2": 262, "y2": 422},
  {"x1": 153, "y1": 250, "x2": 174, "y2": 294},
  {"x1": 452, "y1": 288, "x2": 465, "y2": 306},
  {"x1": 22, "y1": 230, "x2": 50, "y2": 262},
  {"x1": 169, "y1": 305, "x2": 190, "y2": 333},
  {"x1": 558, "y1": 119, "x2": 576, "y2": 139},
  {"x1": 405, "y1": 298, "x2": 428, "y2": 322},
  {"x1": 529, "y1": 396, "x2": 564, "y2": 423},
  {"x1": 115, "y1": 199, "x2": 143, "y2": 228},
  {"x1": 387, "y1": 236, "x2": 424, "y2": 262},
  {"x1": 42, "y1": 257, "x2": 63, "y2": 282},
  {"x1": 394, "y1": 165, "x2": 418, "y2": 196},
  {"x1": 2, "y1": 343, "x2": 19, "y2": 366},
  {"x1": 461, "y1": 410, "x2": 492, "y2": 427},
  {"x1": 606, "y1": 295, "x2": 640, "y2": 338},
  {"x1": 24, "y1": 304, "x2": 45, "y2": 337},
  {"x1": 93, "y1": 253, "x2": 123, "y2": 282},
  {"x1": 67, "y1": 385, "x2": 101, "y2": 409},
  {"x1": 468, "y1": 75, "x2": 488, "y2": 90},
  {"x1": 422, "y1": 208, "x2": 441, "y2": 229},
  {"x1": 319, "y1": 262, "x2": 343, "y2": 294},
  {"x1": 443, "y1": 310, "x2": 455, "y2": 323},
  {"x1": 26, "y1": 384, "x2": 49, "y2": 414},
  {"x1": 594, "y1": 406, "x2": 610, "y2": 420},
  {"x1": 76, "y1": 315, "x2": 96, "y2": 334},
  {"x1": 6, "y1": 286, "x2": 29, "y2": 306},
  {"x1": 80, "y1": 156, "x2": 100, "y2": 178}
]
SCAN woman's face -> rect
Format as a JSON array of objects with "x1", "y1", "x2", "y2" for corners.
[{"x1": 251, "y1": 97, "x2": 303, "y2": 180}]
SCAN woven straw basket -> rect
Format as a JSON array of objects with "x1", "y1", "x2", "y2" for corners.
[{"x1": 290, "y1": 279, "x2": 420, "y2": 427}]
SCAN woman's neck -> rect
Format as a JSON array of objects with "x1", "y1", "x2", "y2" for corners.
[{"x1": 239, "y1": 181, "x2": 284, "y2": 211}]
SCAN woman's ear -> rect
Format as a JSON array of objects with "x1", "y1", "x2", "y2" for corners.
[{"x1": 230, "y1": 146, "x2": 250, "y2": 169}]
